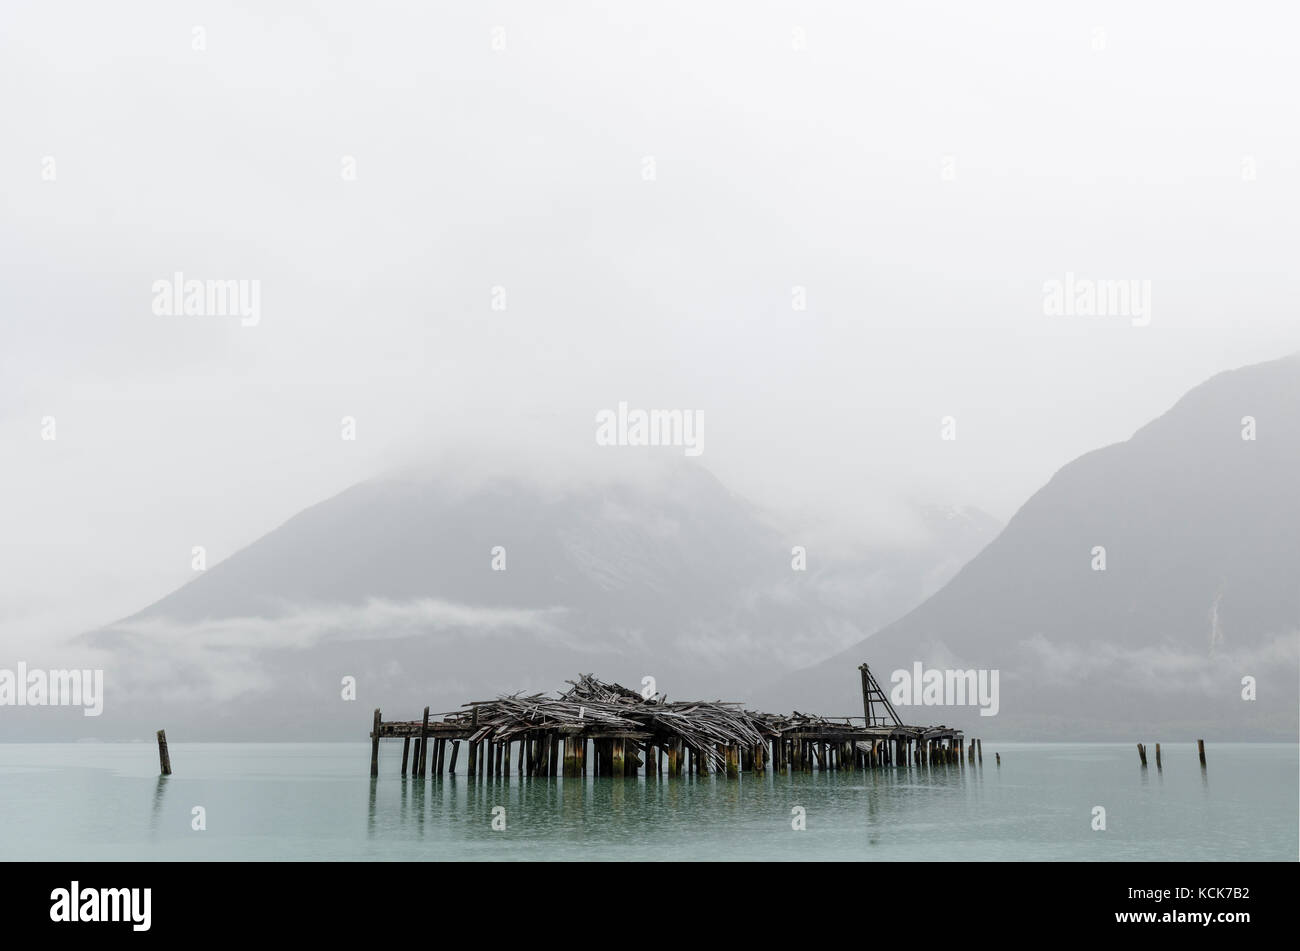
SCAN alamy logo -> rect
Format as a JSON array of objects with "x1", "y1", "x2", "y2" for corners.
[
  {"x1": 0, "y1": 663, "x2": 104, "y2": 716},
  {"x1": 50, "y1": 882, "x2": 151, "y2": 931},
  {"x1": 1043, "y1": 272, "x2": 1151, "y2": 327},
  {"x1": 152, "y1": 272, "x2": 261, "y2": 326},
  {"x1": 890, "y1": 663, "x2": 999, "y2": 717},
  {"x1": 595, "y1": 402, "x2": 703, "y2": 457}
]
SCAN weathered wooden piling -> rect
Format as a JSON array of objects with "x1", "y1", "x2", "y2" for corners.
[
  {"x1": 417, "y1": 707, "x2": 430, "y2": 777},
  {"x1": 977, "y1": 738, "x2": 982, "y2": 764},
  {"x1": 1137, "y1": 742, "x2": 1147, "y2": 766},
  {"x1": 563, "y1": 734, "x2": 578, "y2": 777},
  {"x1": 1198, "y1": 739, "x2": 1206, "y2": 767},
  {"x1": 448, "y1": 740, "x2": 460, "y2": 775},
  {"x1": 1155, "y1": 743, "x2": 1162, "y2": 769},
  {"x1": 995, "y1": 752, "x2": 1000, "y2": 765},
  {"x1": 400, "y1": 736, "x2": 411, "y2": 775},
  {"x1": 369, "y1": 710, "x2": 380, "y2": 778},
  {"x1": 156, "y1": 729, "x2": 172, "y2": 776}
]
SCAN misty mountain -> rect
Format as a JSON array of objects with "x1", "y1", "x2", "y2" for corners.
[
  {"x1": 760, "y1": 353, "x2": 1300, "y2": 739},
  {"x1": 69, "y1": 463, "x2": 997, "y2": 739}
]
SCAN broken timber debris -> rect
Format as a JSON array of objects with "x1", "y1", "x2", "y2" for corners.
[{"x1": 368, "y1": 666, "x2": 967, "y2": 779}]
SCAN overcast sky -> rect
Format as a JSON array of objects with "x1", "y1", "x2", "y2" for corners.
[{"x1": 2, "y1": 1, "x2": 1297, "y2": 659}]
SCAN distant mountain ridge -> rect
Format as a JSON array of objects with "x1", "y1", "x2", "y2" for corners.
[{"x1": 62, "y1": 463, "x2": 997, "y2": 739}]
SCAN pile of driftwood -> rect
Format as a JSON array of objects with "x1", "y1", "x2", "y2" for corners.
[{"x1": 445, "y1": 674, "x2": 774, "y2": 772}]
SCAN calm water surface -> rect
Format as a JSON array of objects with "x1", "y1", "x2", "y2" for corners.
[{"x1": 0, "y1": 742, "x2": 1294, "y2": 860}]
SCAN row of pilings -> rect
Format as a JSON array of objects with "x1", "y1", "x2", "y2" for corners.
[{"x1": 372, "y1": 707, "x2": 988, "y2": 780}]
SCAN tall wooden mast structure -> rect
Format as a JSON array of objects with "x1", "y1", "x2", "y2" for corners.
[{"x1": 858, "y1": 663, "x2": 902, "y2": 727}]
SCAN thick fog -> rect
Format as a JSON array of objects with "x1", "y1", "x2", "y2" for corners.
[{"x1": 2, "y1": 0, "x2": 1297, "y2": 663}]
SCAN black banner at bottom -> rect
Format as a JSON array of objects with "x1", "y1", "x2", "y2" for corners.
[{"x1": 5, "y1": 860, "x2": 1286, "y2": 939}]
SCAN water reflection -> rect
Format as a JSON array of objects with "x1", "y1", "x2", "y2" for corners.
[
  {"x1": 150, "y1": 775, "x2": 168, "y2": 836},
  {"x1": 344, "y1": 746, "x2": 1289, "y2": 861}
]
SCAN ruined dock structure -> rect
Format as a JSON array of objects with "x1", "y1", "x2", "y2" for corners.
[{"x1": 370, "y1": 664, "x2": 973, "y2": 778}]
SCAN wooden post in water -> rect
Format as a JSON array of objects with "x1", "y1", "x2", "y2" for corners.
[
  {"x1": 468, "y1": 706, "x2": 479, "y2": 777},
  {"x1": 977, "y1": 738, "x2": 983, "y2": 764},
  {"x1": 369, "y1": 710, "x2": 380, "y2": 778},
  {"x1": 448, "y1": 740, "x2": 460, "y2": 775},
  {"x1": 1137, "y1": 743, "x2": 1147, "y2": 767},
  {"x1": 436, "y1": 739, "x2": 446, "y2": 776},
  {"x1": 611, "y1": 738, "x2": 625, "y2": 777},
  {"x1": 1155, "y1": 743, "x2": 1162, "y2": 769},
  {"x1": 418, "y1": 707, "x2": 430, "y2": 778},
  {"x1": 995, "y1": 752, "x2": 1000, "y2": 766},
  {"x1": 400, "y1": 736, "x2": 411, "y2": 775},
  {"x1": 563, "y1": 735, "x2": 578, "y2": 777},
  {"x1": 157, "y1": 729, "x2": 172, "y2": 776},
  {"x1": 726, "y1": 744, "x2": 739, "y2": 778},
  {"x1": 1198, "y1": 739, "x2": 1206, "y2": 767}
]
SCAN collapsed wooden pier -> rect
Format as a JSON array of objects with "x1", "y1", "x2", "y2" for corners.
[{"x1": 369, "y1": 664, "x2": 971, "y2": 779}]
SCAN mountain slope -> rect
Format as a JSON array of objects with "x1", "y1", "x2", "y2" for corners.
[{"x1": 760, "y1": 354, "x2": 1300, "y2": 738}]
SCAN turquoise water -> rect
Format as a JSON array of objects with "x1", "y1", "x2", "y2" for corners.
[{"x1": 0, "y1": 742, "x2": 1294, "y2": 861}]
